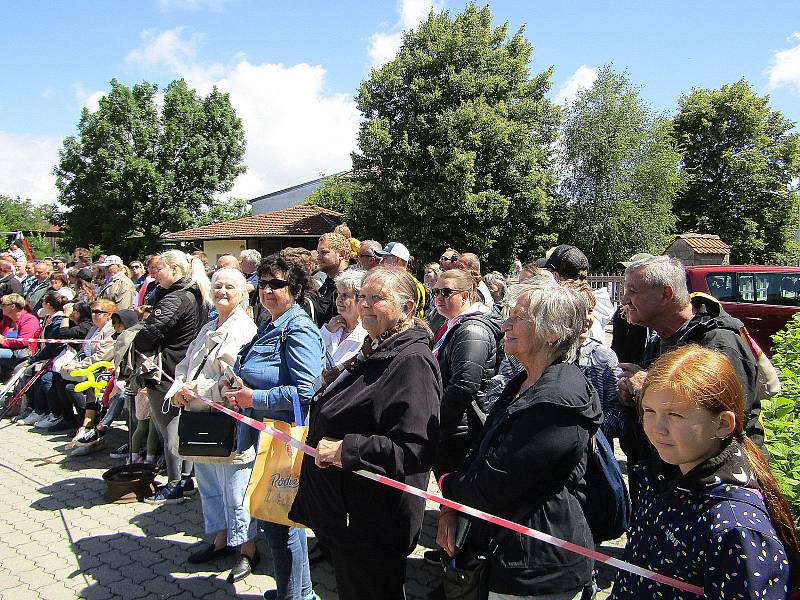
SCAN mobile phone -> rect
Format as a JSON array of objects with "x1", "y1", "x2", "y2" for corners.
[{"x1": 223, "y1": 364, "x2": 240, "y2": 389}]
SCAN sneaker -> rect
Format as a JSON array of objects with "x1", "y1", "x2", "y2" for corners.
[
  {"x1": 423, "y1": 549, "x2": 442, "y2": 566},
  {"x1": 21, "y1": 411, "x2": 46, "y2": 426},
  {"x1": 76, "y1": 428, "x2": 105, "y2": 446},
  {"x1": 109, "y1": 444, "x2": 129, "y2": 459},
  {"x1": 181, "y1": 477, "x2": 197, "y2": 497},
  {"x1": 34, "y1": 414, "x2": 59, "y2": 429},
  {"x1": 15, "y1": 409, "x2": 32, "y2": 424},
  {"x1": 70, "y1": 438, "x2": 105, "y2": 456},
  {"x1": 144, "y1": 481, "x2": 185, "y2": 505},
  {"x1": 42, "y1": 418, "x2": 77, "y2": 433}
]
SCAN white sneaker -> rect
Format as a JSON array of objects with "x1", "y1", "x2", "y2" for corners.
[
  {"x1": 21, "y1": 411, "x2": 45, "y2": 425},
  {"x1": 70, "y1": 439, "x2": 104, "y2": 456},
  {"x1": 34, "y1": 414, "x2": 58, "y2": 429}
]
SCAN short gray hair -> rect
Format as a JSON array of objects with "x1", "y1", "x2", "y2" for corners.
[
  {"x1": 210, "y1": 267, "x2": 248, "y2": 307},
  {"x1": 625, "y1": 255, "x2": 689, "y2": 308},
  {"x1": 240, "y1": 249, "x2": 262, "y2": 264},
  {"x1": 512, "y1": 284, "x2": 587, "y2": 363},
  {"x1": 502, "y1": 274, "x2": 557, "y2": 318},
  {"x1": 334, "y1": 267, "x2": 366, "y2": 294}
]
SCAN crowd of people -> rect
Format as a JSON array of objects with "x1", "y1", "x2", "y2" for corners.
[{"x1": 0, "y1": 231, "x2": 798, "y2": 600}]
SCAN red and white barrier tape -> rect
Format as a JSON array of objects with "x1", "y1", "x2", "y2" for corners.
[
  {"x1": 140, "y1": 351, "x2": 703, "y2": 596},
  {"x1": 8, "y1": 337, "x2": 105, "y2": 345}
]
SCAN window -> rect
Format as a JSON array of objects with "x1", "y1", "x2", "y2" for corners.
[
  {"x1": 736, "y1": 273, "x2": 800, "y2": 306},
  {"x1": 705, "y1": 273, "x2": 736, "y2": 302}
]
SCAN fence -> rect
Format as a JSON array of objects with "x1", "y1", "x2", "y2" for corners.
[{"x1": 588, "y1": 273, "x2": 624, "y2": 304}]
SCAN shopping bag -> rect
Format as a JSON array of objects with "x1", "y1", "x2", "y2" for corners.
[{"x1": 244, "y1": 392, "x2": 308, "y2": 528}]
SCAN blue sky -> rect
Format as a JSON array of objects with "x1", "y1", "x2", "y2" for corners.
[{"x1": 1, "y1": 0, "x2": 799, "y2": 204}]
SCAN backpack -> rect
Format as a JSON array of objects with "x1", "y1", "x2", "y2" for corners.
[{"x1": 583, "y1": 428, "x2": 631, "y2": 543}]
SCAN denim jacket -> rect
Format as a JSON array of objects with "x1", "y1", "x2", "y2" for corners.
[{"x1": 234, "y1": 303, "x2": 324, "y2": 452}]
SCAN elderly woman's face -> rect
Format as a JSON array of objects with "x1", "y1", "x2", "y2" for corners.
[
  {"x1": 259, "y1": 269, "x2": 295, "y2": 319},
  {"x1": 212, "y1": 272, "x2": 241, "y2": 314},
  {"x1": 501, "y1": 305, "x2": 537, "y2": 360},
  {"x1": 335, "y1": 283, "x2": 359, "y2": 324},
  {"x1": 91, "y1": 304, "x2": 112, "y2": 328},
  {"x1": 358, "y1": 279, "x2": 403, "y2": 338}
]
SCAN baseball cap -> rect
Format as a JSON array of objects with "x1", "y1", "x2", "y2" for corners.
[
  {"x1": 617, "y1": 252, "x2": 654, "y2": 269},
  {"x1": 374, "y1": 242, "x2": 410, "y2": 263},
  {"x1": 543, "y1": 245, "x2": 590, "y2": 279},
  {"x1": 97, "y1": 255, "x2": 124, "y2": 267}
]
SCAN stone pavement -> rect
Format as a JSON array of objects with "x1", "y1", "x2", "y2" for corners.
[{"x1": 0, "y1": 418, "x2": 624, "y2": 599}]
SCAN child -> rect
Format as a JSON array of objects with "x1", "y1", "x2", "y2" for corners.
[{"x1": 611, "y1": 345, "x2": 798, "y2": 599}]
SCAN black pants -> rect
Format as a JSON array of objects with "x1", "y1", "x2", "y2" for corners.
[{"x1": 331, "y1": 549, "x2": 407, "y2": 600}]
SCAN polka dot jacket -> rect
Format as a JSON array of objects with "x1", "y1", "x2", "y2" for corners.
[{"x1": 611, "y1": 439, "x2": 792, "y2": 599}]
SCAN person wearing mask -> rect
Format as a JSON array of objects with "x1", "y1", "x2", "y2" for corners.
[
  {"x1": 167, "y1": 268, "x2": 258, "y2": 583},
  {"x1": 135, "y1": 250, "x2": 211, "y2": 504},
  {"x1": 290, "y1": 267, "x2": 441, "y2": 600},
  {"x1": 96, "y1": 255, "x2": 136, "y2": 310},
  {"x1": 611, "y1": 346, "x2": 799, "y2": 599},
  {"x1": 225, "y1": 253, "x2": 323, "y2": 600},
  {"x1": 437, "y1": 284, "x2": 601, "y2": 599}
]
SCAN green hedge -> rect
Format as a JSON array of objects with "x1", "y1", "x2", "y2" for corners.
[{"x1": 763, "y1": 312, "x2": 800, "y2": 529}]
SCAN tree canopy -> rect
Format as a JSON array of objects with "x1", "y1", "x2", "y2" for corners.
[
  {"x1": 55, "y1": 78, "x2": 246, "y2": 257},
  {"x1": 555, "y1": 66, "x2": 684, "y2": 270},
  {"x1": 672, "y1": 80, "x2": 800, "y2": 264},
  {"x1": 346, "y1": 3, "x2": 560, "y2": 271},
  {"x1": 0, "y1": 195, "x2": 61, "y2": 257}
]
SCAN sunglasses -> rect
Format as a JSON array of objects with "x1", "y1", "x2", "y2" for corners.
[
  {"x1": 439, "y1": 255, "x2": 459, "y2": 263},
  {"x1": 91, "y1": 309, "x2": 110, "y2": 315},
  {"x1": 431, "y1": 287, "x2": 467, "y2": 298},
  {"x1": 258, "y1": 278, "x2": 290, "y2": 290}
]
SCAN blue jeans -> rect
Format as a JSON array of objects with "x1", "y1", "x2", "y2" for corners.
[
  {"x1": 31, "y1": 370, "x2": 53, "y2": 414},
  {"x1": 262, "y1": 522, "x2": 313, "y2": 600},
  {"x1": 195, "y1": 461, "x2": 256, "y2": 547}
]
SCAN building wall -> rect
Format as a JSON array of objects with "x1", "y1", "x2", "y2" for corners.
[
  {"x1": 665, "y1": 239, "x2": 729, "y2": 266},
  {"x1": 202, "y1": 239, "x2": 247, "y2": 262},
  {"x1": 250, "y1": 180, "x2": 325, "y2": 215}
]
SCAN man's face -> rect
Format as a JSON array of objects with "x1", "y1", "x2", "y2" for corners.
[
  {"x1": 34, "y1": 263, "x2": 51, "y2": 282},
  {"x1": 14, "y1": 262, "x2": 25, "y2": 276},
  {"x1": 215, "y1": 255, "x2": 239, "y2": 271},
  {"x1": 380, "y1": 255, "x2": 406, "y2": 270},
  {"x1": 25, "y1": 263, "x2": 35, "y2": 275},
  {"x1": 0, "y1": 262, "x2": 12, "y2": 277},
  {"x1": 53, "y1": 260, "x2": 64, "y2": 271},
  {"x1": 241, "y1": 259, "x2": 257, "y2": 275},
  {"x1": 358, "y1": 244, "x2": 380, "y2": 270},
  {"x1": 317, "y1": 240, "x2": 341, "y2": 271},
  {"x1": 439, "y1": 251, "x2": 459, "y2": 271},
  {"x1": 621, "y1": 267, "x2": 668, "y2": 327}
]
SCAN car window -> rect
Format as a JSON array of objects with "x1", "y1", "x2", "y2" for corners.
[
  {"x1": 737, "y1": 273, "x2": 800, "y2": 306},
  {"x1": 705, "y1": 273, "x2": 736, "y2": 302}
]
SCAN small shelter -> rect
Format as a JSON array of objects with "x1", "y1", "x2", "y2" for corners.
[
  {"x1": 664, "y1": 234, "x2": 731, "y2": 266},
  {"x1": 162, "y1": 205, "x2": 342, "y2": 262}
]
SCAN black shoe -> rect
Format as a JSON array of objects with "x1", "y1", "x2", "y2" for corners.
[
  {"x1": 423, "y1": 548, "x2": 442, "y2": 566},
  {"x1": 144, "y1": 480, "x2": 185, "y2": 505},
  {"x1": 110, "y1": 443, "x2": 129, "y2": 459},
  {"x1": 187, "y1": 542, "x2": 235, "y2": 564},
  {"x1": 227, "y1": 549, "x2": 260, "y2": 583},
  {"x1": 181, "y1": 477, "x2": 197, "y2": 496}
]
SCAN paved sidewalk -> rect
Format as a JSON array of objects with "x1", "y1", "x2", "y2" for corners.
[{"x1": 0, "y1": 420, "x2": 623, "y2": 599}]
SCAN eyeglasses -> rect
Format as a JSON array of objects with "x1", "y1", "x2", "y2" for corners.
[
  {"x1": 356, "y1": 293, "x2": 390, "y2": 305},
  {"x1": 1, "y1": 302, "x2": 15, "y2": 307},
  {"x1": 258, "y1": 278, "x2": 290, "y2": 290},
  {"x1": 439, "y1": 255, "x2": 459, "y2": 263},
  {"x1": 358, "y1": 253, "x2": 374, "y2": 259},
  {"x1": 431, "y1": 287, "x2": 467, "y2": 298},
  {"x1": 91, "y1": 309, "x2": 110, "y2": 315}
]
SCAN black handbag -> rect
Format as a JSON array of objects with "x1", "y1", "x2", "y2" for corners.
[
  {"x1": 441, "y1": 517, "x2": 491, "y2": 600},
  {"x1": 176, "y1": 344, "x2": 238, "y2": 457}
]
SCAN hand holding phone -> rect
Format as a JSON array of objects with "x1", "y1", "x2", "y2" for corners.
[{"x1": 223, "y1": 364, "x2": 240, "y2": 390}]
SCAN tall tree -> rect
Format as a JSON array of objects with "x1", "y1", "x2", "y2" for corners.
[
  {"x1": 0, "y1": 195, "x2": 61, "y2": 257},
  {"x1": 555, "y1": 66, "x2": 684, "y2": 270},
  {"x1": 349, "y1": 3, "x2": 560, "y2": 271},
  {"x1": 195, "y1": 197, "x2": 251, "y2": 227},
  {"x1": 672, "y1": 80, "x2": 800, "y2": 264},
  {"x1": 55, "y1": 79, "x2": 246, "y2": 257}
]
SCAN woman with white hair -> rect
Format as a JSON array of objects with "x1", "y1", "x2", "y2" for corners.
[
  {"x1": 167, "y1": 268, "x2": 258, "y2": 581},
  {"x1": 320, "y1": 268, "x2": 368, "y2": 368},
  {"x1": 134, "y1": 250, "x2": 211, "y2": 505},
  {"x1": 436, "y1": 284, "x2": 602, "y2": 599}
]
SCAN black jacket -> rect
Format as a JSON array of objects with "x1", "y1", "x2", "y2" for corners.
[
  {"x1": 29, "y1": 315, "x2": 66, "y2": 363},
  {"x1": 289, "y1": 327, "x2": 441, "y2": 556},
  {"x1": 133, "y1": 278, "x2": 208, "y2": 381},
  {"x1": 442, "y1": 363, "x2": 602, "y2": 596},
  {"x1": 435, "y1": 309, "x2": 503, "y2": 474}
]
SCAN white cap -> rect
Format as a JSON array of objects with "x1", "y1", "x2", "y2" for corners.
[
  {"x1": 97, "y1": 255, "x2": 123, "y2": 267},
  {"x1": 374, "y1": 242, "x2": 410, "y2": 263}
]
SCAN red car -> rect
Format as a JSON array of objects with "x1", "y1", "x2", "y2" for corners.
[{"x1": 685, "y1": 265, "x2": 800, "y2": 356}]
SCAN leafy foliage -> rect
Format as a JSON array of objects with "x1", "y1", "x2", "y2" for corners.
[
  {"x1": 672, "y1": 80, "x2": 800, "y2": 264},
  {"x1": 55, "y1": 78, "x2": 246, "y2": 258},
  {"x1": 0, "y1": 195, "x2": 62, "y2": 257},
  {"x1": 305, "y1": 176, "x2": 364, "y2": 216},
  {"x1": 349, "y1": 3, "x2": 560, "y2": 271},
  {"x1": 555, "y1": 67, "x2": 684, "y2": 270},
  {"x1": 195, "y1": 197, "x2": 251, "y2": 227},
  {"x1": 762, "y1": 313, "x2": 800, "y2": 528}
]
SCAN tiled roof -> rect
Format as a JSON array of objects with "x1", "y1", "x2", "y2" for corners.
[
  {"x1": 674, "y1": 234, "x2": 731, "y2": 254},
  {"x1": 163, "y1": 205, "x2": 342, "y2": 241}
]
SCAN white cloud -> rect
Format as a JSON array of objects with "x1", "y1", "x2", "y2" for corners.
[
  {"x1": 158, "y1": 0, "x2": 228, "y2": 12},
  {"x1": 766, "y1": 32, "x2": 800, "y2": 94},
  {"x1": 368, "y1": 0, "x2": 443, "y2": 68},
  {"x1": 553, "y1": 65, "x2": 598, "y2": 105},
  {"x1": 0, "y1": 132, "x2": 62, "y2": 204},
  {"x1": 73, "y1": 85, "x2": 106, "y2": 112},
  {"x1": 127, "y1": 28, "x2": 361, "y2": 199}
]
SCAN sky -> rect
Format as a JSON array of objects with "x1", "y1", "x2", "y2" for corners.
[{"x1": 1, "y1": 0, "x2": 799, "y2": 206}]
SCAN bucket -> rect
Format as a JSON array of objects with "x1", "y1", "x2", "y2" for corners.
[{"x1": 102, "y1": 463, "x2": 159, "y2": 504}]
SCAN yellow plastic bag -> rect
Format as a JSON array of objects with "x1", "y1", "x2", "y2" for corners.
[{"x1": 245, "y1": 418, "x2": 308, "y2": 528}]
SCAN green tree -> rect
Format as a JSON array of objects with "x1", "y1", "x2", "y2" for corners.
[
  {"x1": 195, "y1": 197, "x2": 251, "y2": 227},
  {"x1": 305, "y1": 175, "x2": 364, "y2": 216},
  {"x1": 672, "y1": 80, "x2": 800, "y2": 264},
  {"x1": 555, "y1": 66, "x2": 684, "y2": 270},
  {"x1": 0, "y1": 195, "x2": 61, "y2": 257},
  {"x1": 55, "y1": 78, "x2": 246, "y2": 258},
  {"x1": 349, "y1": 3, "x2": 560, "y2": 270}
]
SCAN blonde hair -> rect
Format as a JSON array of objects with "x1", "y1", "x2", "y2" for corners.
[
  {"x1": 437, "y1": 268, "x2": 482, "y2": 304},
  {"x1": 92, "y1": 299, "x2": 118, "y2": 314},
  {"x1": 158, "y1": 250, "x2": 212, "y2": 306},
  {"x1": 319, "y1": 232, "x2": 351, "y2": 256},
  {"x1": 2, "y1": 293, "x2": 26, "y2": 309}
]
